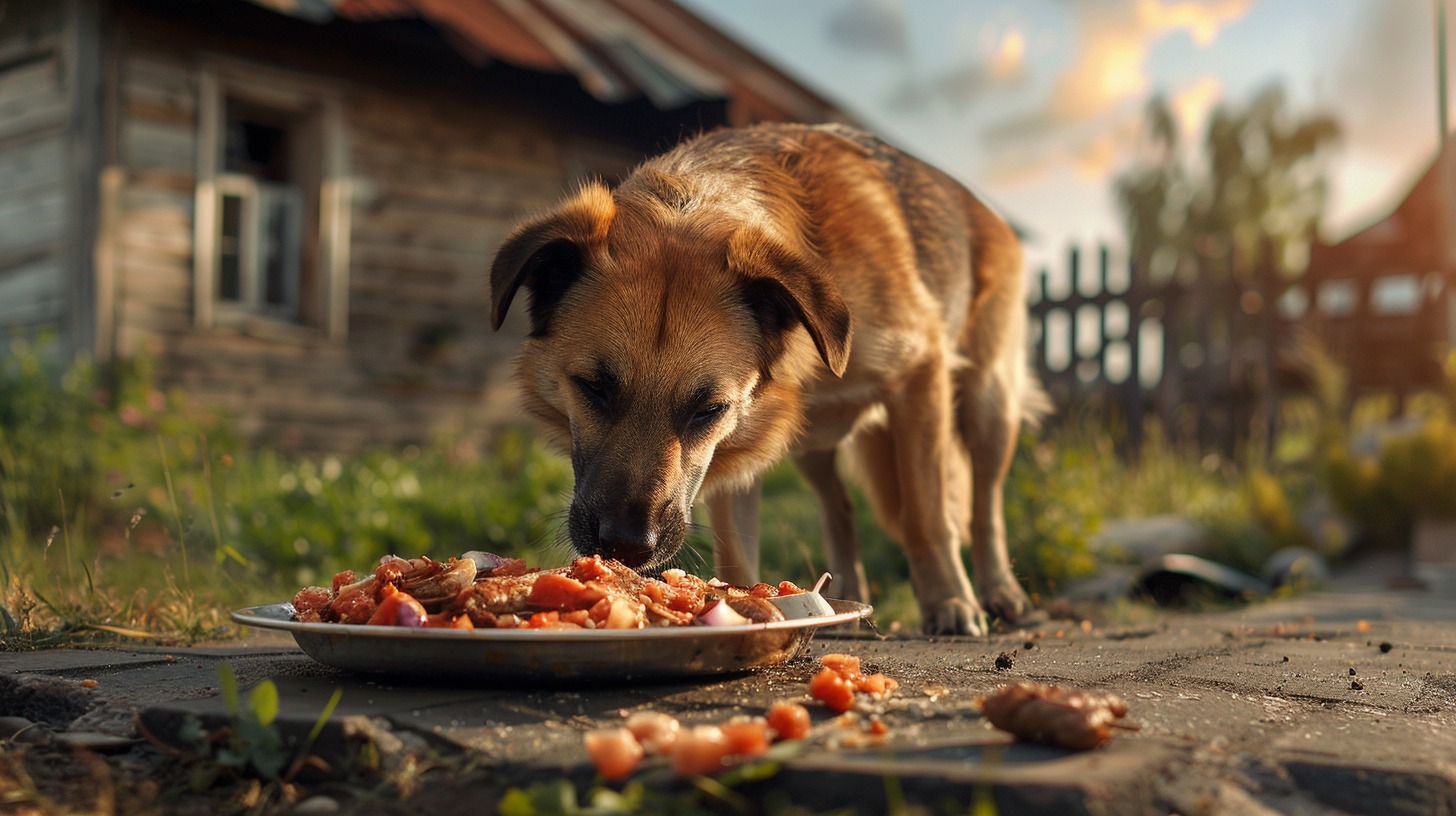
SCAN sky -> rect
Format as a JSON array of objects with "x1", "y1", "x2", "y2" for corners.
[{"x1": 678, "y1": 0, "x2": 1450, "y2": 275}]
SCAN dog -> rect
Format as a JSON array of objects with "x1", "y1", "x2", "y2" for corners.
[{"x1": 488, "y1": 122, "x2": 1045, "y2": 635}]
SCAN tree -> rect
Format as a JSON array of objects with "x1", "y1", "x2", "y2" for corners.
[
  {"x1": 1114, "y1": 85, "x2": 1341, "y2": 454},
  {"x1": 1118, "y1": 84, "x2": 1340, "y2": 288}
]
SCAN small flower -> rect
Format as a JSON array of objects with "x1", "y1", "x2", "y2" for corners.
[{"x1": 118, "y1": 405, "x2": 144, "y2": 427}]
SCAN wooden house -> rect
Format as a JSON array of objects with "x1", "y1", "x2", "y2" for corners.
[
  {"x1": 1301, "y1": 147, "x2": 1456, "y2": 398},
  {"x1": 0, "y1": 0, "x2": 850, "y2": 450}
]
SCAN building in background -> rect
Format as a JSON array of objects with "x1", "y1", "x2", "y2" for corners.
[
  {"x1": 0, "y1": 0, "x2": 850, "y2": 450},
  {"x1": 1302, "y1": 141, "x2": 1456, "y2": 400}
]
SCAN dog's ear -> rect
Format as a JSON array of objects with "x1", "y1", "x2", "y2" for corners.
[
  {"x1": 490, "y1": 184, "x2": 615, "y2": 333},
  {"x1": 729, "y1": 230, "x2": 852, "y2": 377}
]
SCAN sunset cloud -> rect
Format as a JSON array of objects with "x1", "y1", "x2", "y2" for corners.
[
  {"x1": 1170, "y1": 76, "x2": 1223, "y2": 144},
  {"x1": 883, "y1": 23, "x2": 1029, "y2": 113},
  {"x1": 982, "y1": 0, "x2": 1251, "y2": 184}
]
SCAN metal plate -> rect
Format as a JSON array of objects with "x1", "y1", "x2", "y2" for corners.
[{"x1": 231, "y1": 599, "x2": 872, "y2": 681}]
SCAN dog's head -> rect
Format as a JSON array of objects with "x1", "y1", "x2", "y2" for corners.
[{"x1": 488, "y1": 177, "x2": 851, "y2": 570}]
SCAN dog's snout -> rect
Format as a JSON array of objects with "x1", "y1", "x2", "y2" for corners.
[{"x1": 592, "y1": 504, "x2": 657, "y2": 567}]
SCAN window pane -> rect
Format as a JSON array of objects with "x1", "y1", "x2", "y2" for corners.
[
  {"x1": 1317, "y1": 279, "x2": 1358, "y2": 317},
  {"x1": 1370, "y1": 274, "x2": 1420, "y2": 315},
  {"x1": 218, "y1": 193, "x2": 243, "y2": 301},
  {"x1": 262, "y1": 193, "x2": 292, "y2": 307}
]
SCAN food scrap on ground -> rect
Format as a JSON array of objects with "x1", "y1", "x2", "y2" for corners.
[
  {"x1": 290, "y1": 552, "x2": 806, "y2": 630},
  {"x1": 584, "y1": 703, "x2": 810, "y2": 780},
  {"x1": 978, "y1": 682, "x2": 1133, "y2": 750},
  {"x1": 808, "y1": 653, "x2": 899, "y2": 712}
]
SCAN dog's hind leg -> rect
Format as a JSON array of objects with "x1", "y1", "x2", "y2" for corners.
[
  {"x1": 959, "y1": 360, "x2": 1033, "y2": 622},
  {"x1": 795, "y1": 449, "x2": 869, "y2": 605},
  {"x1": 707, "y1": 479, "x2": 762, "y2": 587}
]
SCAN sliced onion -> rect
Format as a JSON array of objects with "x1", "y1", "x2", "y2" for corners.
[
  {"x1": 461, "y1": 550, "x2": 508, "y2": 572},
  {"x1": 695, "y1": 599, "x2": 751, "y2": 627}
]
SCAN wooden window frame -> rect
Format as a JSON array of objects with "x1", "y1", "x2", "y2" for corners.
[{"x1": 193, "y1": 58, "x2": 351, "y2": 341}]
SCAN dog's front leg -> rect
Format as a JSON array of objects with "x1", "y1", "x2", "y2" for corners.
[
  {"x1": 707, "y1": 478, "x2": 762, "y2": 587},
  {"x1": 795, "y1": 449, "x2": 869, "y2": 605},
  {"x1": 888, "y1": 360, "x2": 986, "y2": 636}
]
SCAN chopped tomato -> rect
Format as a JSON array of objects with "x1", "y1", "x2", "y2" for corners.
[
  {"x1": 367, "y1": 584, "x2": 427, "y2": 627},
  {"x1": 720, "y1": 717, "x2": 771, "y2": 759},
  {"x1": 747, "y1": 583, "x2": 779, "y2": 598},
  {"x1": 528, "y1": 574, "x2": 589, "y2": 610},
  {"x1": 291, "y1": 586, "x2": 331, "y2": 618},
  {"x1": 583, "y1": 727, "x2": 643, "y2": 780},
  {"x1": 820, "y1": 653, "x2": 862, "y2": 677},
  {"x1": 767, "y1": 702, "x2": 811, "y2": 741},
  {"x1": 810, "y1": 667, "x2": 857, "y2": 713},
  {"x1": 671, "y1": 725, "x2": 732, "y2": 777},
  {"x1": 560, "y1": 609, "x2": 593, "y2": 627}
]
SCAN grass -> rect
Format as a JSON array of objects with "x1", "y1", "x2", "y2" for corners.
[{"x1": 7, "y1": 338, "x2": 1417, "y2": 647}]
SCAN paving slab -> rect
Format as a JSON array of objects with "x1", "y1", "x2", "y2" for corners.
[{"x1": 4, "y1": 573, "x2": 1456, "y2": 814}]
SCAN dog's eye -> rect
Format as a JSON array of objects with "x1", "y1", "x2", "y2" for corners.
[
  {"x1": 573, "y1": 377, "x2": 610, "y2": 411},
  {"x1": 690, "y1": 403, "x2": 728, "y2": 427}
]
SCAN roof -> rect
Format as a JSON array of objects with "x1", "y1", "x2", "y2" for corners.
[
  {"x1": 245, "y1": 0, "x2": 849, "y2": 125},
  {"x1": 1307, "y1": 145, "x2": 1455, "y2": 281}
]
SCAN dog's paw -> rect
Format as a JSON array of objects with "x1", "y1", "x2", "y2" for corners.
[
  {"x1": 978, "y1": 576, "x2": 1034, "y2": 624},
  {"x1": 919, "y1": 597, "x2": 989, "y2": 636}
]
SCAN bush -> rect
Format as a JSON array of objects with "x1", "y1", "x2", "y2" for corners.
[
  {"x1": 0, "y1": 343, "x2": 573, "y2": 617},
  {"x1": 0, "y1": 341, "x2": 234, "y2": 547},
  {"x1": 1304, "y1": 347, "x2": 1456, "y2": 551}
]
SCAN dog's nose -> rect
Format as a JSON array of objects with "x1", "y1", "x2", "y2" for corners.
[{"x1": 594, "y1": 505, "x2": 656, "y2": 567}]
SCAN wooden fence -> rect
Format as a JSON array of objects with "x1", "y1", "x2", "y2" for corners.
[
  {"x1": 1029, "y1": 245, "x2": 1284, "y2": 457},
  {"x1": 1029, "y1": 243, "x2": 1453, "y2": 457}
]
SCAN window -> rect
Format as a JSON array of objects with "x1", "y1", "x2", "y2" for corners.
[
  {"x1": 194, "y1": 63, "x2": 350, "y2": 339},
  {"x1": 1316, "y1": 279, "x2": 1358, "y2": 318},
  {"x1": 1369, "y1": 273, "x2": 1420, "y2": 316}
]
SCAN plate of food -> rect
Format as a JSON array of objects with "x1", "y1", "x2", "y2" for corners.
[{"x1": 231, "y1": 552, "x2": 872, "y2": 681}]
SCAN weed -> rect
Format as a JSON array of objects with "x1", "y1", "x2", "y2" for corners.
[{"x1": 148, "y1": 662, "x2": 343, "y2": 812}]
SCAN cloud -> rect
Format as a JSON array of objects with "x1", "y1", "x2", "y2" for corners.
[
  {"x1": 981, "y1": 0, "x2": 1251, "y2": 184},
  {"x1": 884, "y1": 25, "x2": 1029, "y2": 113},
  {"x1": 825, "y1": 0, "x2": 909, "y2": 58},
  {"x1": 1170, "y1": 75, "x2": 1223, "y2": 144}
]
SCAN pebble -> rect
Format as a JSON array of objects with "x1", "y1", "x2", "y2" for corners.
[
  {"x1": 293, "y1": 795, "x2": 340, "y2": 815},
  {"x1": 0, "y1": 716, "x2": 50, "y2": 743}
]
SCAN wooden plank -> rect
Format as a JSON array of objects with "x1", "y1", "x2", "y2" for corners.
[
  {"x1": 0, "y1": 0, "x2": 65, "y2": 61},
  {"x1": 117, "y1": 297, "x2": 192, "y2": 333},
  {"x1": 0, "y1": 183, "x2": 63, "y2": 254},
  {"x1": 65, "y1": 0, "x2": 106, "y2": 362},
  {"x1": 95, "y1": 166, "x2": 122, "y2": 360},
  {"x1": 0, "y1": 95, "x2": 66, "y2": 144},
  {"x1": 349, "y1": 242, "x2": 500, "y2": 281},
  {"x1": 122, "y1": 53, "x2": 196, "y2": 116},
  {"x1": 126, "y1": 167, "x2": 193, "y2": 193},
  {"x1": 117, "y1": 214, "x2": 192, "y2": 258},
  {"x1": 0, "y1": 253, "x2": 64, "y2": 324},
  {"x1": 0, "y1": 53, "x2": 61, "y2": 109},
  {"x1": 121, "y1": 116, "x2": 194, "y2": 172},
  {"x1": 120, "y1": 184, "x2": 192, "y2": 212},
  {"x1": 0, "y1": 132, "x2": 62, "y2": 196}
]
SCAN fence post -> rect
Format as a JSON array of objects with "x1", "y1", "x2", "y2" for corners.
[{"x1": 1125, "y1": 253, "x2": 1145, "y2": 456}]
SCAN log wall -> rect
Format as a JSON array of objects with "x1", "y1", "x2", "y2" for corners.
[
  {"x1": 0, "y1": 0, "x2": 72, "y2": 344},
  {"x1": 102, "y1": 20, "x2": 639, "y2": 451}
]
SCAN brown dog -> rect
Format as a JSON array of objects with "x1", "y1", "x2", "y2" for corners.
[{"x1": 489, "y1": 123, "x2": 1045, "y2": 634}]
